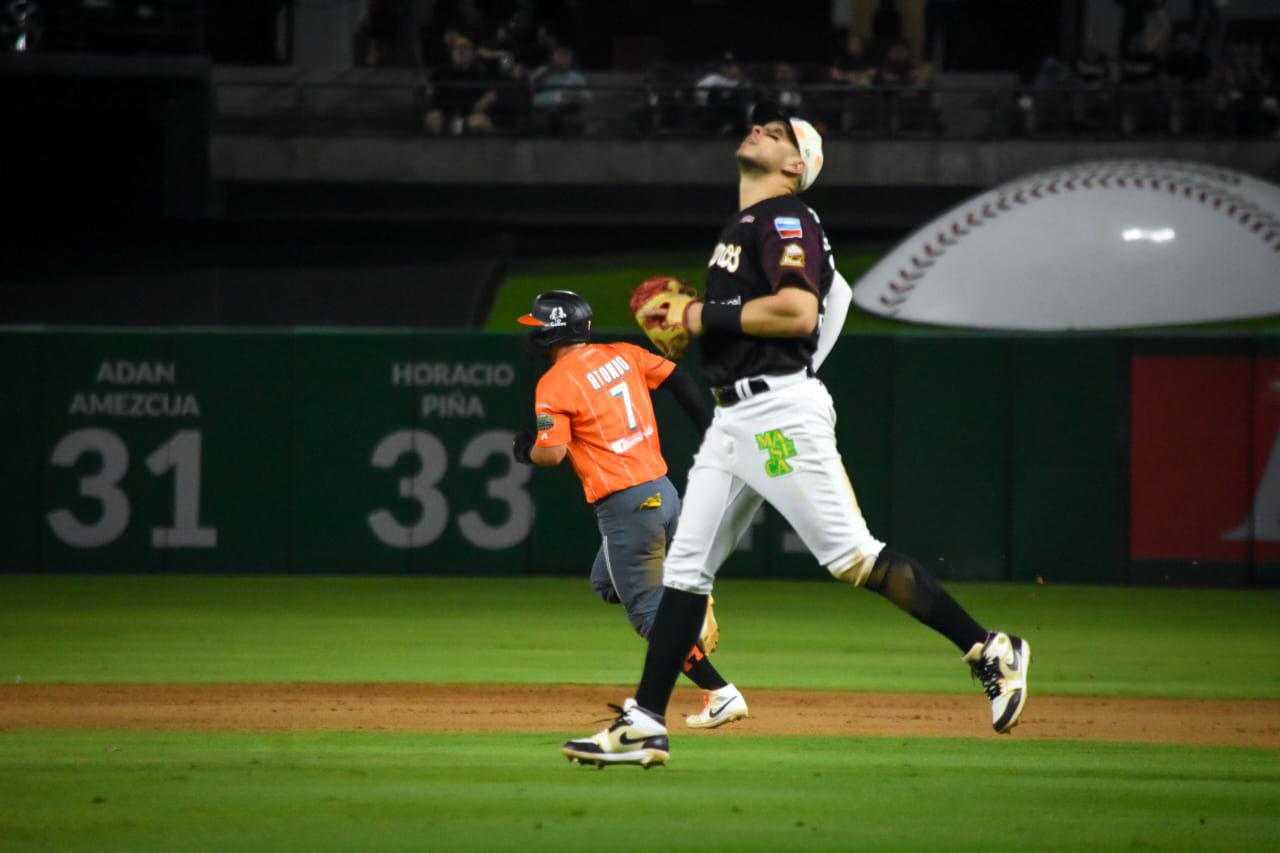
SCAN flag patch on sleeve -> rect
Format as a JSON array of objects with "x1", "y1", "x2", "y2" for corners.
[
  {"x1": 780, "y1": 243, "x2": 806, "y2": 268},
  {"x1": 774, "y1": 216, "x2": 803, "y2": 239}
]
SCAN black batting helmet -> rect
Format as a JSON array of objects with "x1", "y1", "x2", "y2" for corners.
[{"x1": 517, "y1": 290, "x2": 592, "y2": 350}]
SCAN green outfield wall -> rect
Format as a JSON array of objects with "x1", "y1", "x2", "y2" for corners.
[{"x1": 2, "y1": 329, "x2": 1274, "y2": 584}]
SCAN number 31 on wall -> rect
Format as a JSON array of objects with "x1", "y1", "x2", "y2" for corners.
[{"x1": 46, "y1": 428, "x2": 218, "y2": 549}]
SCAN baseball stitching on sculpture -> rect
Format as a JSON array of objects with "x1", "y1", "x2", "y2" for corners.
[{"x1": 876, "y1": 160, "x2": 1280, "y2": 312}]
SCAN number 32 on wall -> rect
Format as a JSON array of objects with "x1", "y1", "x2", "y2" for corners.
[{"x1": 368, "y1": 429, "x2": 534, "y2": 550}]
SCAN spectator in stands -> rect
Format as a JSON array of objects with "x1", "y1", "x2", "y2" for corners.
[
  {"x1": 470, "y1": 14, "x2": 537, "y2": 132},
  {"x1": 1024, "y1": 30, "x2": 1114, "y2": 135},
  {"x1": 771, "y1": 62, "x2": 803, "y2": 111},
  {"x1": 694, "y1": 51, "x2": 752, "y2": 135},
  {"x1": 525, "y1": 23, "x2": 562, "y2": 71},
  {"x1": 532, "y1": 44, "x2": 591, "y2": 136},
  {"x1": 479, "y1": 17, "x2": 522, "y2": 76},
  {"x1": 424, "y1": 34, "x2": 498, "y2": 135},
  {"x1": 830, "y1": 32, "x2": 877, "y2": 87},
  {"x1": 1112, "y1": 0, "x2": 1166, "y2": 57},
  {"x1": 423, "y1": 26, "x2": 463, "y2": 69},
  {"x1": 1073, "y1": 30, "x2": 1115, "y2": 86},
  {"x1": 876, "y1": 38, "x2": 937, "y2": 134},
  {"x1": 878, "y1": 39, "x2": 930, "y2": 88},
  {"x1": 420, "y1": 0, "x2": 487, "y2": 67},
  {"x1": 1119, "y1": 33, "x2": 1160, "y2": 85},
  {"x1": 828, "y1": 31, "x2": 881, "y2": 133},
  {"x1": 1117, "y1": 32, "x2": 1167, "y2": 135}
]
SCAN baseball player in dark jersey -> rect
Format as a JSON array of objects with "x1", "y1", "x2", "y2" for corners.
[{"x1": 563, "y1": 102, "x2": 1031, "y2": 769}]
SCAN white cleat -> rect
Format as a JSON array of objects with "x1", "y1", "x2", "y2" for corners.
[
  {"x1": 562, "y1": 699, "x2": 669, "y2": 769},
  {"x1": 685, "y1": 683, "x2": 749, "y2": 729},
  {"x1": 964, "y1": 632, "x2": 1031, "y2": 734}
]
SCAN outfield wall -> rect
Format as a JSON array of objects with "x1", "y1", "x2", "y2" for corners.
[{"x1": 2, "y1": 329, "x2": 1275, "y2": 585}]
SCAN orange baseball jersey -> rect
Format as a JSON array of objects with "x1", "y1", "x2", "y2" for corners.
[{"x1": 534, "y1": 341, "x2": 677, "y2": 503}]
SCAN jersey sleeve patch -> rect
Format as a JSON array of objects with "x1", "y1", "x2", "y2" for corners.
[
  {"x1": 780, "y1": 243, "x2": 806, "y2": 269},
  {"x1": 774, "y1": 216, "x2": 803, "y2": 239},
  {"x1": 536, "y1": 412, "x2": 555, "y2": 432}
]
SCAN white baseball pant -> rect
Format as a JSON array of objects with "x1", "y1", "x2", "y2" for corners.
[{"x1": 663, "y1": 370, "x2": 885, "y2": 594}]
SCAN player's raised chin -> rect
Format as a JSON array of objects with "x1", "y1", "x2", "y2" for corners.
[{"x1": 737, "y1": 122, "x2": 804, "y2": 183}]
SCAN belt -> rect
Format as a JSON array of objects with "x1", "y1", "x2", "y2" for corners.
[{"x1": 711, "y1": 368, "x2": 813, "y2": 407}]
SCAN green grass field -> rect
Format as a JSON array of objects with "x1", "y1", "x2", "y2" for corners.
[
  {"x1": 4, "y1": 732, "x2": 1277, "y2": 852},
  {"x1": 3, "y1": 576, "x2": 1279, "y2": 851}
]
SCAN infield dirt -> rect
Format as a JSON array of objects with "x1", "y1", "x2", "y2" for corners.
[{"x1": 2, "y1": 684, "x2": 1276, "y2": 749}]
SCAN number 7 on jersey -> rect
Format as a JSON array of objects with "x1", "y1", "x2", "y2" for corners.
[{"x1": 609, "y1": 381, "x2": 639, "y2": 432}]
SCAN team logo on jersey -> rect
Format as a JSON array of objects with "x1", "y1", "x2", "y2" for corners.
[
  {"x1": 756, "y1": 428, "x2": 797, "y2": 477},
  {"x1": 609, "y1": 424, "x2": 655, "y2": 455},
  {"x1": 536, "y1": 413, "x2": 554, "y2": 432},
  {"x1": 739, "y1": 214, "x2": 755, "y2": 224},
  {"x1": 547, "y1": 306, "x2": 567, "y2": 327},
  {"x1": 709, "y1": 242, "x2": 742, "y2": 273},
  {"x1": 780, "y1": 243, "x2": 806, "y2": 269},
  {"x1": 774, "y1": 216, "x2": 803, "y2": 239}
]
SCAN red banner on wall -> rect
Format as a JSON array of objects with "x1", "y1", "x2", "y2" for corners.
[
  {"x1": 1130, "y1": 356, "x2": 1252, "y2": 561},
  {"x1": 1238, "y1": 358, "x2": 1280, "y2": 563}
]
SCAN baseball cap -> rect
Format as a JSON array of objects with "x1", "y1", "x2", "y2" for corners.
[{"x1": 751, "y1": 100, "x2": 824, "y2": 192}]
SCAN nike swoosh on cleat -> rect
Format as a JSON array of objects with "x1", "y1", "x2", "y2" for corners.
[
  {"x1": 708, "y1": 699, "x2": 736, "y2": 718},
  {"x1": 618, "y1": 732, "x2": 654, "y2": 745}
]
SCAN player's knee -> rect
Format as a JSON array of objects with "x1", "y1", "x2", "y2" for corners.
[
  {"x1": 662, "y1": 557, "x2": 715, "y2": 596},
  {"x1": 827, "y1": 547, "x2": 880, "y2": 588},
  {"x1": 591, "y1": 577, "x2": 622, "y2": 605}
]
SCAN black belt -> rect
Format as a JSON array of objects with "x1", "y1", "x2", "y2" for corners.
[
  {"x1": 711, "y1": 366, "x2": 815, "y2": 407},
  {"x1": 711, "y1": 378, "x2": 771, "y2": 407}
]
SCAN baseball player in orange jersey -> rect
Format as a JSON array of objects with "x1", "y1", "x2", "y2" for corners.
[
  {"x1": 563, "y1": 101, "x2": 1030, "y2": 769},
  {"x1": 511, "y1": 289, "x2": 749, "y2": 729}
]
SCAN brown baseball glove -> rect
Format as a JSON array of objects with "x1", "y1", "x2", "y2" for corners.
[{"x1": 630, "y1": 276, "x2": 700, "y2": 359}]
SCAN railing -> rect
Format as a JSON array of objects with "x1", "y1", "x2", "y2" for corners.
[{"x1": 214, "y1": 73, "x2": 1280, "y2": 141}]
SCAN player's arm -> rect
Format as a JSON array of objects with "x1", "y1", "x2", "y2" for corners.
[
  {"x1": 812, "y1": 269, "x2": 852, "y2": 372},
  {"x1": 529, "y1": 443, "x2": 567, "y2": 466},
  {"x1": 658, "y1": 365, "x2": 713, "y2": 436},
  {"x1": 686, "y1": 286, "x2": 818, "y2": 338},
  {"x1": 513, "y1": 429, "x2": 568, "y2": 466},
  {"x1": 514, "y1": 383, "x2": 573, "y2": 467}
]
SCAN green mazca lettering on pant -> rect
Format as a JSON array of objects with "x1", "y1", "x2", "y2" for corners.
[{"x1": 755, "y1": 429, "x2": 797, "y2": 477}]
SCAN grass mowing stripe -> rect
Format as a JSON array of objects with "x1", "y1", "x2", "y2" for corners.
[
  {"x1": 2, "y1": 731, "x2": 1277, "y2": 852},
  {"x1": 3, "y1": 576, "x2": 1278, "y2": 698}
]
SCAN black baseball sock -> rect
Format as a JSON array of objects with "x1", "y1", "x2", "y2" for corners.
[
  {"x1": 865, "y1": 548, "x2": 988, "y2": 653},
  {"x1": 682, "y1": 642, "x2": 729, "y2": 691},
  {"x1": 635, "y1": 586, "x2": 708, "y2": 716}
]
